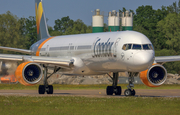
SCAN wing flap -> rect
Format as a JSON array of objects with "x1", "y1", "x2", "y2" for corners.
[
  {"x1": 31, "y1": 56, "x2": 73, "y2": 68},
  {"x1": 155, "y1": 56, "x2": 180, "y2": 63},
  {"x1": 0, "y1": 54, "x2": 23, "y2": 61},
  {"x1": 0, "y1": 54, "x2": 73, "y2": 68}
]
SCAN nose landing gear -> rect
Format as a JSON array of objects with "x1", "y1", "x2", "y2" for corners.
[
  {"x1": 124, "y1": 89, "x2": 135, "y2": 96},
  {"x1": 124, "y1": 72, "x2": 138, "y2": 96}
]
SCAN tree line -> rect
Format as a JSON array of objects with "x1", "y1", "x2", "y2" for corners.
[
  {"x1": 0, "y1": 1, "x2": 180, "y2": 73},
  {"x1": 132, "y1": 0, "x2": 180, "y2": 74}
]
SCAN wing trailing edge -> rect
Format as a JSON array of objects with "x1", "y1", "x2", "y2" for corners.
[
  {"x1": 0, "y1": 46, "x2": 32, "y2": 54},
  {"x1": 0, "y1": 54, "x2": 73, "y2": 69},
  {"x1": 155, "y1": 56, "x2": 180, "y2": 63}
]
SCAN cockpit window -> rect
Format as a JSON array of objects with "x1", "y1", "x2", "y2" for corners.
[
  {"x1": 132, "y1": 44, "x2": 142, "y2": 50},
  {"x1": 143, "y1": 44, "x2": 154, "y2": 50},
  {"x1": 148, "y1": 44, "x2": 154, "y2": 50},
  {"x1": 122, "y1": 44, "x2": 132, "y2": 50},
  {"x1": 143, "y1": 44, "x2": 150, "y2": 50},
  {"x1": 126, "y1": 44, "x2": 132, "y2": 50},
  {"x1": 122, "y1": 44, "x2": 127, "y2": 50},
  {"x1": 122, "y1": 43, "x2": 153, "y2": 50}
]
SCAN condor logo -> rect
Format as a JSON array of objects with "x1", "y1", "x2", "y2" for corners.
[
  {"x1": 35, "y1": 2, "x2": 43, "y2": 34},
  {"x1": 93, "y1": 38, "x2": 114, "y2": 57}
]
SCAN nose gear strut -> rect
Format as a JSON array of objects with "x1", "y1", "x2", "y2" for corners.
[{"x1": 124, "y1": 72, "x2": 138, "y2": 96}]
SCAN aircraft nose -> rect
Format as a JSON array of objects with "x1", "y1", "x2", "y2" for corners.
[{"x1": 133, "y1": 51, "x2": 154, "y2": 70}]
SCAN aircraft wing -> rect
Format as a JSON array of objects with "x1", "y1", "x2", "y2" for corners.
[
  {"x1": 155, "y1": 56, "x2": 180, "y2": 63},
  {"x1": 0, "y1": 46, "x2": 32, "y2": 54},
  {"x1": 0, "y1": 54, "x2": 73, "y2": 68}
]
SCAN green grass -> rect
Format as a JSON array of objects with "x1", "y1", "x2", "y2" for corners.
[
  {"x1": 0, "y1": 84, "x2": 180, "y2": 90},
  {"x1": 0, "y1": 96, "x2": 179, "y2": 115},
  {"x1": 0, "y1": 84, "x2": 180, "y2": 115}
]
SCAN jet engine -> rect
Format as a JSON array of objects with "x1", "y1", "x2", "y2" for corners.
[
  {"x1": 15, "y1": 61, "x2": 43, "y2": 86},
  {"x1": 139, "y1": 64, "x2": 167, "y2": 87}
]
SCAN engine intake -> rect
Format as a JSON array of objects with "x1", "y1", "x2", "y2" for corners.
[
  {"x1": 140, "y1": 64, "x2": 167, "y2": 87},
  {"x1": 15, "y1": 62, "x2": 43, "y2": 86}
]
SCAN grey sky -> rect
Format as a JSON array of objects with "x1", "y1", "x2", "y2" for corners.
[{"x1": 0, "y1": 0, "x2": 179, "y2": 27}]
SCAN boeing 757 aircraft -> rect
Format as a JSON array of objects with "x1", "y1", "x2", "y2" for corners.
[{"x1": 0, "y1": 0, "x2": 180, "y2": 96}]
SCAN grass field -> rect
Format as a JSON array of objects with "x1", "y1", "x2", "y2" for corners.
[
  {"x1": 0, "y1": 84, "x2": 180, "y2": 90},
  {"x1": 0, "y1": 84, "x2": 180, "y2": 115},
  {"x1": 0, "y1": 95, "x2": 180, "y2": 115}
]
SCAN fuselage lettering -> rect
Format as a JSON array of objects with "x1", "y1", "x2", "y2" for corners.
[{"x1": 93, "y1": 38, "x2": 114, "y2": 57}]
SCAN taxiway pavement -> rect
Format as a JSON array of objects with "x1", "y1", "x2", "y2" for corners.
[{"x1": 0, "y1": 89, "x2": 180, "y2": 97}]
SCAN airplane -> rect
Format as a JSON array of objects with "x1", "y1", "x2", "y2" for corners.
[{"x1": 0, "y1": 0, "x2": 180, "y2": 96}]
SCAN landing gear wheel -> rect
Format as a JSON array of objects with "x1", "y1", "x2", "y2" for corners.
[
  {"x1": 131, "y1": 89, "x2": 135, "y2": 96},
  {"x1": 115, "y1": 86, "x2": 121, "y2": 95},
  {"x1": 124, "y1": 89, "x2": 132, "y2": 96},
  {"x1": 106, "y1": 86, "x2": 114, "y2": 95},
  {"x1": 38, "y1": 85, "x2": 45, "y2": 94},
  {"x1": 47, "y1": 85, "x2": 53, "y2": 94},
  {"x1": 106, "y1": 72, "x2": 122, "y2": 96}
]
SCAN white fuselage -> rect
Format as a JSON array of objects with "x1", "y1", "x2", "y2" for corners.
[{"x1": 32, "y1": 31, "x2": 155, "y2": 75}]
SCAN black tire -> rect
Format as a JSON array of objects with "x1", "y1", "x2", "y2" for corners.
[
  {"x1": 131, "y1": 89, "x2": 136, "y2": 96},
  {"x1": 47, "y1": 85, "x2": 53, "y2": 94},
  {"x1": 106, "y1": 86, "x2": 114, "y2": 95},
  {"x1": 38, "y1": 85, "x2": 45, "y2": 94},
  {"x1": 124, "y1": 89, "x2": 132, "y2": 96},
  {"x1": 115, "y1": 86, "x2": 121, "y2": 95}
]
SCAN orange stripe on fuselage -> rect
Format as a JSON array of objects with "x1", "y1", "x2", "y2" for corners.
[{"x1": 36, "y1": 37, "x2": 55, "y2": 56}]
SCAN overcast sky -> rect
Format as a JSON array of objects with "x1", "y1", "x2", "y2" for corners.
[{"x1": 0, "y1": 0, "x2": 179, "y2": 27}]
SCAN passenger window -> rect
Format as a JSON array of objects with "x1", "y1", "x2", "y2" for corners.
[
  {"x1": 122, "y1": 44, "x2": 127, "y2": 50},
  {"x1": 132, "y1": 44, "x2": 142, "y2": 50},
  {"x1": 126, "y1": 44, "x2": 132, "y2": 50}
]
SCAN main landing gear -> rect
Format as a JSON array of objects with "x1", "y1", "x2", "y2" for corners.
[
  {"x1": 106, "y1": 72, "x2": 122, "y2": 95},
  {"x1": 107, "y1": 72, "x2": 137, "y2": 96},
  {"x1": 38, "y1": 66, "x2": 60, "y2": 94}
]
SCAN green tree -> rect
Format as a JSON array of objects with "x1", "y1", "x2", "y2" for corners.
[
  {"x1": 103, "y1": 23, "x2": 108, "y2": 32},
  {"x1": 54, "y1": 16, "x2": 74, "y2": 33},
  {"x1": 0, "y1": 11, "x2": 27, "y2": 53},
  {"x1": 119, "y1": 7, "x2": 127, "y2": 14},
  {"x1": 51, "y1": 17, "x2": 92, "y2": 36},
  {"x1": 19, "y1": 16, "x2": 37, "y2": 49},
  {"x1": 157, "y1": 13, "x2": 180, "y2": 53},
  {"x1": 133, "y1": 6, "x2": 157, "y2": 41},
  {"x1": 133, "y1": 5, "x2": 170, "y2": 50},
  {"x1": 167, "y1": 0, "x2": 180, "y2": 14},
  {"x1": 66, "y1": 19, "x2": 88, "y2": 35},
  {"x1": 86, "y1": 26, "x2": 92, "y2": 33}
]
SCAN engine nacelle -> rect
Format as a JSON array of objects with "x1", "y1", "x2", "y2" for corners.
[
  {"x1": 15, "y1": 61, "x2": 43, "y2": 86},
  {"x1": 139, "y1": 64, "x2": 167, "y2": 87}
]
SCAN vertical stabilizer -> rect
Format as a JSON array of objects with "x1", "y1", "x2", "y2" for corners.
[{"x1": 35, "y1": 0, "x2": 50, "y2": 39}]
